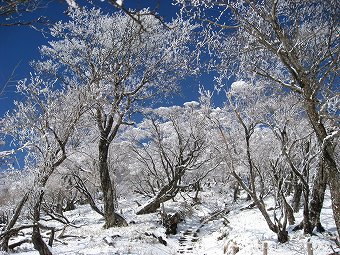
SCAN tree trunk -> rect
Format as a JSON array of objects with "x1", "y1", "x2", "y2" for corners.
[
  {"x1": 277, "y1": 229, "x2": 289, "y2": 243},
  {"x1": 255, "y1": 195, "x2": 289, "y2": 243},
  {"x1": 292, "y1": 181, "x2": 303, "y2": 213},
  {"x1": 285, "y1": 172, "x2": 294, "y2": 196},
  {"x1": 309, "y1": 161, "x2": 328, "y2": 232},
  {"x1": 64, "y1": 198, "x2": 76, "y2": 212},
  {"x1": 233, "y1": 182, "x2": 239, "y2": 203},
  {"x1": 193, "y1": 181, "x2": 201, "y2": 203},
  {"x1": 32, "y1": 225, "x2": 52, "y2": 255},
  {"x1": 31, "y1": 192, "x2": 52, "y2": 255},
  {"x1": 302, "y1": 189, "x2": 313, "y2": 235},
  {"x1": 55, "y1": 192, "x2": 63, "y2": 215},
  {"x1": 137, "y1": 198, "x2": 162, "y2": 215},
  {"x1": 137, "y1": 179, "x2": 180, "y2": 215},
  {"x1": 283, "y1": 196, "x2": 295, "y2": 225},
  {"x1": 233, "y1": 172, "x2": 289, "y2": 243},
  {"x1": 98, "y1": 139, "x2": 117, "y2": 228},
  {"x1": 0, "y1": 193, "x2": 28, "y2": 251},
  {"x1": 304, "y1": 95, "x2": 340, "y2": 237},
  {"x1": 325, "y1": 152, "x2": 340, "y2": 236}
]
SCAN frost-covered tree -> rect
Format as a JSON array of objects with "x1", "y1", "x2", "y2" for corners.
[
  {"x1": 1, "y1": 75, "x2": 86, "y2": 254},
  {"x1": 177, "y1": 0, "x2": 340, "y2": 237},
  {"x1": 261, "y1": 89, "x2": 320, "y2": 234},
  {"x1": 33, "y1": 8, "x2": 196, "y2": 228},
  {"x1": 127, "y1": 103, "x2": 219, "y2": 214},
  {"x1": 216, "y1": 82, "x2": 294, "y2": 242}
]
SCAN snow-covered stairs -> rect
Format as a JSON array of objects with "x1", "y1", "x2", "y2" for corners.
[{"x1": 177, "y1": 225, "x2": 201, "y2": 254}]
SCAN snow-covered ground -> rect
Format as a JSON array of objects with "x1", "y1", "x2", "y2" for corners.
[{"x1": 4, "y1": 189, "x2": 339, "y2": 255}]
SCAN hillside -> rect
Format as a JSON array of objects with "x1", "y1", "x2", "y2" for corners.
[{"x1": 4, "y1": 187, "x2": 338, "y2": 255}]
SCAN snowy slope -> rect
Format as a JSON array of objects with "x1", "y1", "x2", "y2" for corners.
[{"x1": 5, "y1": 189, "x2": 339, "y2": 255}]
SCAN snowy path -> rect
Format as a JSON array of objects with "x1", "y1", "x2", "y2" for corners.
[{"x1": 177, "y1": 227, "x2": 200, "y2": 254}]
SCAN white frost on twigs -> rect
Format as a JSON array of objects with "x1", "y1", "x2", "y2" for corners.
[
  {"x1": 116, "y1": 0, "x2": 123, "y2": 6},
  {"x1": 230, "y1": 80, "x2": 249, "y2": 93},
  {"x1": 183, "y1": 101, "x2": 199, "y2": 108},
  {"x1": 0, "y1": 150, "x2": 15, "y2": 158},
  {"x1": 323, "y1": 130, "x2": 340, "y2": 146},
  {"x1": 65, "y1": 0, "x2": 78, "y2": 9}
]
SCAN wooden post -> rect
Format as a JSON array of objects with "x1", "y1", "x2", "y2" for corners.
[
  {"x1": 307, "y1": 242, "x2": 313, "y2": 255},
  {"x1": 263, "y1": 242, "x2": 268, "y2": 255}
]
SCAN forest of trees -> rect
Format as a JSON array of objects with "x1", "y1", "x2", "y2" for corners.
[{"x1": 0, "y1": 1, "x2": 339, "y2": 254}]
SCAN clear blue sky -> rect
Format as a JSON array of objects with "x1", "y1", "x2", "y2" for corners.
[{"x1": 0, "y1": 0, "x2": 69, "y2": 115}]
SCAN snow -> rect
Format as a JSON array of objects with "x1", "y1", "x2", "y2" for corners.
[
  {"x1": 6, "y1": 189, "x2": 339, "y2": 255},
  {"x1": 115, "y1": 0, "x2": 123, "y2": 6},
  {"x1": 65, "y1": 0, "x2": 78, "y2": 9},
  {"x1": 183, "y1": 101, "x2": 199, "y2": 108},
  {"x1": 0, "y1": 150, "x2": 14, "y2": 158},
  {"x1": 230, "y1": 80, "x2": 249, "y2": 93}
]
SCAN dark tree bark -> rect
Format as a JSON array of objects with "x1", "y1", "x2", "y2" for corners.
[
  {"x1": 31, "y1": 192, "x2": 52, "y2": 255},
  {"x1": 64, "y1": 198, "x2": 76, "y2": 212},
  {"x1": 323, "y1": 151, "x2": 340, "y2": 235},
  {"x1": 302, "y1": 189, "x2": 313, "y2": 235},
  {"x1": 163, "y1": 212, "x2": 182, "y2": 235},
  {"x1": 96, "y1": 110, "x2": 127, "y2": 228},
  {"x1": 55, "y1": 192, "x2": 63, "y2": 215},
  {"x1": 282, "y1": 195, "x2": 295, "y2": 226},
  {"x1": 309, "y1": 161, "x2": 328, "y2": 232},
  {"x1": 232, "y1": 181, "x2": 239, "y2": 203},
  {"x1": 0, "y1": 193, "x2": 28, "y2": 251},
  {"x1": 291, "y1": 179, "x2": 303, "y2": 213},
  {"x1": 137, "y1": 176, "x2": 183, "y2": 215},
  {"x1": 304, "y1": 94, "x2": 340, "y2": 236},
  {"x1": 285, "y1": 172, "x2": 294, "y2": 196},
  {"x1": 193, "y1": 181, "x2": 201, "y2": 203},
  {"x1": 98, "y1": 139, "x2": 117, "y2": 228}
]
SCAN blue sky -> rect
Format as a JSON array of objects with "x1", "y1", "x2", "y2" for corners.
[
  {"x1": 0, "y1": 0, "x2": 222, "y2": 170},
  {"x1": 0, "y1": 0, "x2": 69, "y2": 115},
  {"x1": 0, "y1": 1, "x2": 215, "y2": 118}
]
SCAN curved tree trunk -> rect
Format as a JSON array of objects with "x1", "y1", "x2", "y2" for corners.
[
  {"x1": 232, "y1": 171, "x2": 289, "y2": 243},
  {"x1": 136, "y1": 179, "x2": 180, "y2": 215}
]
